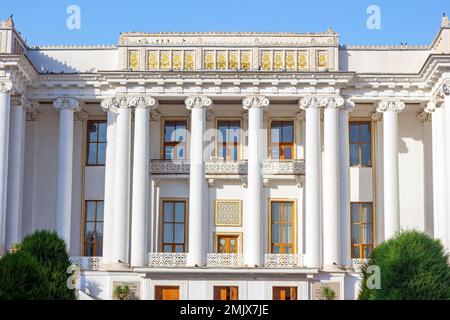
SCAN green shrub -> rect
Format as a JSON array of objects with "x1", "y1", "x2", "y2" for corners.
[
  {"x1": 359, "y1": 230, "x2": 450, "y2": 300},
  {"x1": 0, "y1": 251, "x2": 51, "y2": 300},
  {"x1": 20, "y1": 230, "x2": 76, "y2": 300}
]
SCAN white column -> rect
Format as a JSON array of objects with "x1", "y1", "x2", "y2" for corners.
[
  {"x1": 377, "y1": 100, "x2": 405, "y2": 240},
  {"x1": 131, "y1": 96, "x2": 158, "y2": 267},
  {"x1": 339, "y1": 100, "x2": 354, "y2": 267},
  {"x1": 441, "y1": 84, "x2": 450, "y2": 250},
  {"x1": 0, "y1": 80, "x2": 13, "y2": 255},
  {"x1": 322, "y1": 96, "x2": 344, "y2": 268},
  {"x1": 186, "y1": 96, "x2": 212, "y2": 267},
  {"x1": 100, "y1": 98, "x2": 118, "y2": 266},
  {"x1": 53, "y1": 98, "x2": 80, "y2": 249},
  {"x1": 5, "y1": 96, "x2": 29, "y2": 250},
  {"x1": 299, "y1": 97, "x2": 322, "y2": 268},
  {"x1": 243, "y1": 95, "x2": 269, "y2": 267},
  {"x1": 426, "y1": 100, "x2": 447, "y2": 249},
  {"x1": 112, "y1": 97, "x2": 133, "y2": 267}
]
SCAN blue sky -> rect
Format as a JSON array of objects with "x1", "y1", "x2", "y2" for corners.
[{"x1": 1, "y1": 0, "x2": 449, "y2": 46}]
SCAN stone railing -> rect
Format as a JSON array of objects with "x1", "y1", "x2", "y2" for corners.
[
  {"x1": 148, "y1": 252, "x2": 188, "y2": 267},
  {"x1": 264, "y1": 254, "x2": 305, "y2": 268},
  {"x1": 150, "y1": 160, "x2": 190, "y2": 175},
  {"x1": 262, "y1": 159, "x2": 305, "y2": 175},
  {"x1": 70, "y1": 256, "x2": 103, "y2": 271},
  {"x1": 205, "y1": 159, "x2": 248, "y2": 175},
  {"x1": 206, "y1": 253, "x2": 244, "y2": 267},
  {"x1": 352, "y1": 258, "x2": 369, "y2": 272}
]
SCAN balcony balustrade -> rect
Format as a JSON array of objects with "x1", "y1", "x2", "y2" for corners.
[
  {"x1": 352, "y1": 258, "x2": 369, "y2": 272},
  {"x1": 206, "y1": 253, "x2": 244, "y2": 267},
  {"x1": 70, "y1": 256, "x2": 103, "y2": 271},
  {"x1": 264, "y1": 254, "x2": 305, "y2": 268},
  {"x1": 147, "y1": 252, "x2": 188, "y2": 267}
]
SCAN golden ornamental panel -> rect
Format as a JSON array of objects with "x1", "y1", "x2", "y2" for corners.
[
  {"x1": 261, "y1": 50, "x2": 272, "y2": 71},
  {"x1": 129, "y1": 50, "x2": 140, "y2": 71},
  {"x1": 147, "y1": 50, "x2": 158, "y2": 70},
  {"x1": 204, "y1": 50, "x2": 215, "y2": 70},
  {"x1": 215, "y1": 200, "x2": 242, "y2": 227},
  {"x1": 273, "y1": 51, "x2": 284, "y2": 71},
  {"x1": 216, "y1": 50, "x2": 227, "y2": 70},
  {"x1": 160, "y1": 50, "x2": 171, "y2": 69},
  {"x1": 184, "y1": 50, "x2": 195, "y2": 70},
  {"x1": 298, "y1": 51, "x2": 309, "y2": 70},
  {"x1": 317, "y1": 50, "x2": 328, "y2": 68},
  {"x1": 240, "y1": 50, "x2": 251, "y2": 70},
  {"x1": 172, "y1": 50, "x2": 183, "y2": 70},
  {"x1": 285, "y1": 50, "x2": 296, "y2": 71},
  {"x1": 229, "y1": 50, "x2": 239, "y2": 69}
]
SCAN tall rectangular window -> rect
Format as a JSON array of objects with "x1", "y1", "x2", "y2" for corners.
[
  {"x1": 217, "y1": 120, "x2": 240, "y2": 160},
  {"x1": 214, "y1": 286, "x2": 239, "y2": 300},
  {"x1": 86, "y1": 120, "x2": 107, "y2": 165},
  {"x1": 270, "y1": 121, "x2": 294, "y2": 160},
  {"x1": 161, "y1": 200, "x2": 187, "y2": 252},
  {"x1": 351, "y1": 203, "x2": 374, "y2": 258},
  {"x1": 349, "y1": 122, "x2": 371, "y2": 167},
  {"x1": 270, "y1": 201, "x2": 295, "y2": 254},
  {"x1": 84, "y1": 200, "x2": 104, "y2": 256},
  {"x1": 273, "y1": 287, "x2": 297, "y2": 300},
  {"x1": 163, "y1": 120, "x2": 187, "y2": 160}
]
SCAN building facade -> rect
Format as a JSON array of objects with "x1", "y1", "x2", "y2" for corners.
[{"x1": 0, "y1": 16, "x2": 450, "y2": 300}]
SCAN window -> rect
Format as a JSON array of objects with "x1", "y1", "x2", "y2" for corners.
[
  {"x1": 351, "y1": 203, "x2": 374, "y2": 258},
  {"x1": 350, "y1": 122, "x2": 371, "y2": 167},
  {"x1": 270, "y1": 121, "x2": 294, "y2": 160},
  {"x1": 273, "y1": 287, "x2": 297, "y2": 300},
  {"x1": 86, "y1": 120, "x2": 107, "y2": 165},
  {"x1": 161, "y1": 200, "x2": 187, "y2": 253},
  {"x1": 217, "y1": 120, "x2": 240, "y2": 160},
  {"x1": 155, "y1": 286, "x2": 179, "y2": 300},
  {"x1": 163, "y1": 120, "x2": 187, "y2": 160},
  {"x1": 84, "y1": 200, "x2": 104, "y2": 256},
  {"x1": 270, "y1": 201, "x2": 295, "y2": 254},
  {"x1": 216, "y1": 235, "x2": 239, "y2": 253},
  {"x1": 214, "y1": 286, "x2": 239, "y2": 300}
]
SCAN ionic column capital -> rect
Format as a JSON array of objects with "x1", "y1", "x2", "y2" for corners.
[
  {"x1": 441, "y1": 84, "x2": 450, "y2": 96},
  {"x1": 242, "y1": 95, "x2": 269, "y2": 110},
  {"x1": 53, "y1": 97, "x2": 80, "y2": 112},
  {"x1": 0, "y1": 79, "x2": 13, "y2": 93},
  {"x1": 342, "y1": 100, "x2": 355, "y2": 112},
  {"x1": 298, "y1": 96, "x2": 344, "y2": 110},
  {"x1": 185, "y1": 95, "x2": 213, "y2": 110},
  {"x1": 376, "y1": 100, "x2": 405, "y2": 113},
  {"x1": 133, "y1": 96, "x2": 158, "y2": 110}
]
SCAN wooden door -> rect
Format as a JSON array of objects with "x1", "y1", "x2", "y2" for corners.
[
  {"x1": 155, "y1": 286, "x2": 180, "y2": 300},
  {"x1": 273, "y1": 287, "x2": 297, "y2": 300},
  {"x1": 214, "y1": 286, "x2": 239, "y2": 300},
  {"x1": 217, "y1": 235, "x2": 239, "y2": 253}
]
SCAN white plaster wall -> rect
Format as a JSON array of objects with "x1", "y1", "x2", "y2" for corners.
[
  {"x1": 27, "y1": 48, "x2": 118, "y2": 73},
  {"x1": 398, "y1": 109, "x2": 425, "y2": 232}
]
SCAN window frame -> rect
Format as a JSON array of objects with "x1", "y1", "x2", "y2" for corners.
[
  {"x1": 349, "y1": 120, "x2": 372, "y2": 167},
  {"x1": 273, "y1": 286, "x2": 298, "y2": 300},
  {"x1": 83, "y1": 200, "x2": 104, "y2": 257},
  {"x1": 161, "y1": 118, "x2": 189, "y2": 161},
  {"x1": 213, "y1": 232, "x2": 243, "y2": 254},
  {"x1": 159, "y1": 198, "x2": 189, "y2": 253},
  {"x1": 86, "y1": 119, "x2": 107, "y2": 166},
  {"x1": 215, "y1": 118, "x2": 242, "y2": 161},
  {"x1": 213, "y1": 286, "x2": 239, "y2": 300},
  {"x1": 269, "y1": 120, "x2": 296, "y2": 160},
  {"x1": 350, "y1": 202, "x2": 375, "y2": 259},
  {"x1": 269, "y1": 199, "x2": 297, "y2": 254},
  {"x1": 155, "y1": 286, "x2": 180, "y2": 300}
]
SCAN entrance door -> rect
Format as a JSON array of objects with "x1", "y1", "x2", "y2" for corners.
[
  {"x1": 155, "y1": 286, "x2": 180, "y2": 300},
  {"x1": 217, "y1": 235, "x2": 239, "y2": 253},
  {"x1": 214, "y1": 286, "x2": 239, "y2": 300},
  {"x1": 273, "y1": 287, "x2": 297, "y2": 300}
]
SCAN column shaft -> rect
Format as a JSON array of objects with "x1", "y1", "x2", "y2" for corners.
[
  {"x1": 112, "y1": 104, "x2": 132, "y2": 266},
  {"x1": 0, "y1": 82, "x2": 12, "y2": 255},
  {"x1": 442, "y1": 86, "x2": 450, "y2": 249},
  {"x1": 6, "y1": 99, "x2": 26, "y2": 249}
]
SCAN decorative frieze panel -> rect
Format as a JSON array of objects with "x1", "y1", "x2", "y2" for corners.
[
  {"x1": 150, "y1": 160, "x2": 190, "y2": 174},
  {"x1": 206, "y1": 253, "x2": 244, "y2": 267},
  {"x1": 264, "y1": 254, "x2": 305, "y2": 268},
  {"x1": 261, "y1": 50, "x2": 311, "y2": 71},
  {"x1": 262, "y1": 160, "x2": 305, "y2": 175},
  {"x1": 70, "y1": 256, "x2": 103, "y2": 271},
  {"x1": 148, "y1": 253, "x2": 188, "y2": 267},
  {"x1": 147, "y1": 49, "x2": 195, "y2": 71},
  {"x1": 203, "y1": 49, "x2": 251, "y2": 71},
  {"x1": 215, "y1": 200, "x2": 242, "y2": 226}
]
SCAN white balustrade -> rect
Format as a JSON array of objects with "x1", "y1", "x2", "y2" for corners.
[
  {"x1": 264, "y1": 254, "x2": 305, "y2": 268},
  {"x1": 148, "y1": 252, "x2": 188, "y2": 267},
  {"x1": 70, "y1": 257, "x2": 103, "y2": 271},
  {"x1": 206, "y1": 253, "x2": 244, "y2": 267}
]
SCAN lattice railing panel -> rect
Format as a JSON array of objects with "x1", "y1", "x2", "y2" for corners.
[
  {"x1": 264, "y1": 254, "x2": 305, "y2": 268},
  {"x1": 206, "y1": 253, "x2": 244, "y2": 267},
  {"x1": 148, "y1": 253, "x2": 188, "y2": 267}
]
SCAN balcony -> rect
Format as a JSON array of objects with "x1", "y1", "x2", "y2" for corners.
[
  {"x1": 151, "y1": 159, "x2": 305, "y2": 176},
  {"x1": 264, "y1": 254, "x2": 305, "y2": 268},
  {"x1": 206, "y1": 253, "x2": 244, "y2": 267},
  {"x1": 147, "y1": 252, "x2": 188, "y2": 267},
  {"x1": 352, "y1": 258, "x2": 369, "y2": 272},
  {"x1": 70, "y1": 256, "x2": 103, "y2": 271}
]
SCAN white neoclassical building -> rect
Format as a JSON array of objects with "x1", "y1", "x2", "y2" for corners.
[{"x1": 0, "y1": 15, "x2": 450, "y2": 300}]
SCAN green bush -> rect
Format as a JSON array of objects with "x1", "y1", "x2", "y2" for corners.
[
  {"x1": 0, "y1": 251, "x2": 51, "y2": 300},
  {"x1": 359, "y1": 230, "x2": 450, "y2": 300},
  {"x1": 20, "y1": 230, "x2": 76, "y2": 300}
]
